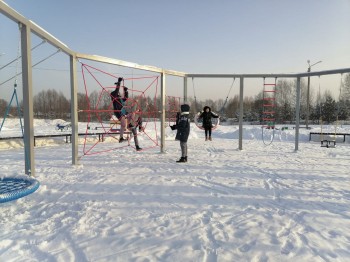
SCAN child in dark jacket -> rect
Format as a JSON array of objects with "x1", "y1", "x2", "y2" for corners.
[
  {"x1": 111, "y1": 77, "x2": 128, "y2": 142},
  {"x1": 171, "y1": 104, "x2": 190, "y2": 163},
  {"x1": 198, "y1": 106, "x2": 219, "y2": 141}
]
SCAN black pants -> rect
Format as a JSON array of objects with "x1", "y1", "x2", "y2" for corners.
[{"x1": 204, "y1": 127, "x2": 212, "y2": 137}]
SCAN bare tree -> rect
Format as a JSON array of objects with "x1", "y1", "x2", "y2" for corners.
[
  {"x1": 33, "y1": 89, "x2": 70, "y2": 119},
  {"x1": 0, "y1": 98, "x2": 9, "y2": 117},
  {"x1": 340, "y1": 73, "x2": 350, "y2": 101}
]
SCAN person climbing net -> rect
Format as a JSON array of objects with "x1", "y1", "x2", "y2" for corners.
[{"x1": 79, "y1": 63, "x2": 161, "y2": 156}]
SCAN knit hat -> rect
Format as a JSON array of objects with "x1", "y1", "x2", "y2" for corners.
[{"x1": 181, "y1": 104, "x2": 190, "y2": 112}]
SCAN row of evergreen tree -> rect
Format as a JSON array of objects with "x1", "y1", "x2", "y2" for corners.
[{"x1": 1, "y1": 74, "x2": 350, "y2": 124}]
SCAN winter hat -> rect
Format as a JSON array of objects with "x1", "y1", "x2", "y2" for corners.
[
  {"x1": 203, "y1": 106, "x2": 211, "y2": 111},
  {"x1": 181, "y1": 104, "x2": 190, "y2": 113}
]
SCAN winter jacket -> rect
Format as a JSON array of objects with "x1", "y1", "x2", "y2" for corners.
[
  {"x1": 198, "y1": 106, "x2": 219, "y2": 129},
  {"x1": 127, "y1": 112, "x2": 143, "y2": 131},
  {"x1": 171, "y1": 104, "x2": 191, "y2": 142},
  {"x1": 111, "y1": 86, "x2": 128, "y2": 119}
]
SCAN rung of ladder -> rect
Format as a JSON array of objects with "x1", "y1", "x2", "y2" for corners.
[
  {"x1": 263, "y1": 90, "x2": 276, "y2": 92},
  {"x1": 263, "y1": 111, "x2": 275, "y2": 114},
  {"x1": 264, "y1": 83, "x2": 276, "y2": 86},
  {"x1": 263, "y1": 98, "x2": 275, "y2": 100},
  {"x1": 263, "y1": 104, "x2": 275, "y2": 107}
]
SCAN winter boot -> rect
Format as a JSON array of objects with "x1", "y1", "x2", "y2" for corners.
[
  {"x1": 184, "y1": 156, "x2": 187, "y2": 162},
  {"x1": 205, "y1": 137, "x2": 208, "y2": 141},
  {"x1": 119, "y1": 137, "x2": 125, "y2": 143},
  {"x1": 209, "y1": 136, "x2": 212, "y2": 141},
  {"x1": 176, "y1": 157, "x2": 186, "y2": 163},
  {"x1": 136, "y1": 145, "x2": 142, "y2": 151}
]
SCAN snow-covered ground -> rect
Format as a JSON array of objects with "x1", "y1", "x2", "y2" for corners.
[{"x1": 1, "y1": 118, "x2": 350, "y2": 261}]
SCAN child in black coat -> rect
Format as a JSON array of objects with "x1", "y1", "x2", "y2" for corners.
[
  {"x1": 111, "y1": 77, "x2": 128, "y2": 142},
  {"x1": 198, "y1": 106, "x2": 219, "y2": 141},
  {"x1": 171, "y1": 104, "x2": 190, "y2": 163}
]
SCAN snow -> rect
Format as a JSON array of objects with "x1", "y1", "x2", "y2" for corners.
[{"x1": 1, "y1": 118, "x2": 350, "y2": 261}]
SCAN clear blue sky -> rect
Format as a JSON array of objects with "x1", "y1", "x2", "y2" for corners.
[{"x1": 1, "y1": 0, "x2": 350, "y2": 101}]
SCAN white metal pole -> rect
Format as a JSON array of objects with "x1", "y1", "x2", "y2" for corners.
[
  {"x1": 295, "y1": 77, "x2": 301, "y2": 151},
  {"x1": 70, "y1": 54, "x2": 79, "y2": 164},
  {"x1": 184, "y1": 76, "x2": 188, "y2": 104},
  {"x1": 239, "y1": 76, "x2": 244, "y2": 150},
  {"x1": 21, "y1": 23, "x2": 35, "y2": 176},
  {"x1": 160, "y1": 72, "x2": 166, "y2": 153}
]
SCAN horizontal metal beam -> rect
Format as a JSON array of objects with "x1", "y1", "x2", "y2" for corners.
[
  {"x1": 0, "y1": 1, "x2": 73, "y2": 56},
  {"x1": 297, "y1": 67, "x2": 350, "y2": 77},
  {"x1": 187, "y1": 67, "x2": 350, "y2": 79},
  {"x1": 186, "y1": 73, "x2": 297, "y2": 78},
  {"x1": 2, "y1": 1, "x2": 350, "y2": 79},
  {"x1": 76, "y1": 53, "x2": 186, "y2": 77},
  {"x1": 29, "y1": 20, "x2": 72, "y2": 56},
  {"x1": 0, "y1": 1, "x2": 29, "y2": 27}
]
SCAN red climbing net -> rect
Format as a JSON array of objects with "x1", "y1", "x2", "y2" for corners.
[{"x1": 79, "y1": 63, "x2": 161, "y2": 156}]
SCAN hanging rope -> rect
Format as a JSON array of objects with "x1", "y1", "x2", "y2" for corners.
[
  {"x1": 0, "y1": 49, "x2": 61, "y2": 87},
  {"x1": 219, "y1": 77, "x2": 236, "y2": 115},
  {"x1": 0, "y1": 40, "x2": 46, "y2": 71},
  {"x1": 0, "y1": 23, "x2": 33, "y2": 175},
  {"x1": 0, "y1": 23, "x2": 24, "y2": 134}
]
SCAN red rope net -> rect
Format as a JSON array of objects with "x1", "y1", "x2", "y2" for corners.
[{"x1": 79, "y1": 63, "x2": 161, "y2": 156}]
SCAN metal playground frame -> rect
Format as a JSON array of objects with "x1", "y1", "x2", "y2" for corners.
[{"x1": 1, "y1": 1, "x2": 350, "y2": 177}]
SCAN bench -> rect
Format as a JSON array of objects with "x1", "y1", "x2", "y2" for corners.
[
  {"x1": 309, "y1": 132, "x2": 350, "y2": 142},
  {"x1": 0, "y1": 133, "x2": 106, "y2": 146},
  {"x1": 293, "y1": 126, "x2": 312, "y2": 130},
  {"x1": 321, "y1": 140, "x2": 336, "y2": 148},
  {"x1": 94, "y1": 119, "x2": 128, "y2": 131},
  {"x1": 109, "y1": 119, "x2": 128, "y2": 129},
  {"x1": 93, "y1": 119, "x2": 132, "y2": 141}
]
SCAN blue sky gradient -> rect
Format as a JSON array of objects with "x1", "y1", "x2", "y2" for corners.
[{"x1": 1, "y1": 0, "x2": 350, "y2": 101}]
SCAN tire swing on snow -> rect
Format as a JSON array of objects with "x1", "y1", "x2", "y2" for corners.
[
  {"x1": 194, "y1": 111, "x2": 220, "y2": 130},
  {"x1": 0, "y1": 177, "x2": 40, "y2": 203}
]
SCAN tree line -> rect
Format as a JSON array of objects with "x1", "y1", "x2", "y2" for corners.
[{"x1": 1, "y1": 74, "x2": 350, "y2": 124}]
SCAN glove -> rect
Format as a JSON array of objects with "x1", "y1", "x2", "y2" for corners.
[
  {"x1": 124, "y1": 86, "x2": 128, "y2": 91},
  {"x1": 139, "y1": 126, "x2": 143, "y2": 132},
  {"x1": 170, "y1": 125, "x2": 176, "y2": 130},
  {"x1": 114, "y1": 77, "x2": 123, "y2": 85}
]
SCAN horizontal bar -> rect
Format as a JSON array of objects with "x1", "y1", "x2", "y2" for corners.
[
  {"x1": 187, "y1": 67, "x2": 350, "y2": 79},
  {"x1": 76, "y1": 53, "x2": 186, "y2": 77},
  {"x1": 263, "y1": 98, "x2": 275, "y2": 100},
  {"x1": 0, "y1": 2, "x2": 73, "y2": 56}
]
